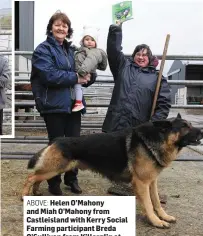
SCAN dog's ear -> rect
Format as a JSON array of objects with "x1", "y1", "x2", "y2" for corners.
[
  {"x1": 177, "y1": 113, "x2": 182, "y2": 119},
  {"x1": 152, "y1": 120, "x2": 172, "y2": 129}
]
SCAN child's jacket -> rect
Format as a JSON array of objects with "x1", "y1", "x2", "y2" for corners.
[{"x1": 75, "y1": 46, "x2": 107, "y2": 76}]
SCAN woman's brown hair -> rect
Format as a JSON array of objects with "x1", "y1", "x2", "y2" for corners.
[{"x1": 46, "y1": 11, "x2": 73, "y2": 39}]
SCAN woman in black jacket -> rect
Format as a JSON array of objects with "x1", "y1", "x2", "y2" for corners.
[
  {"x1": 102, "y1": 24, "x2": 171, "y2": 195},
  {"x1": 31, "y1": 12, "x2": 96, "y2": 195}
]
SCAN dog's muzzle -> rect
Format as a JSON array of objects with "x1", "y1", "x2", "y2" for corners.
[{"x1": 188, "y1": 128, "x2": 203, "y2": 146}]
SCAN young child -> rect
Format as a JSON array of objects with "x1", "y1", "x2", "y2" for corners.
[{"x1": 72, "y1": 26, "x2": 107, "y2": 112}]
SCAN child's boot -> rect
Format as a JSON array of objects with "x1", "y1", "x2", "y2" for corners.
[{"x1": 72, "y1": 100, "x2": 84, "y2": 112}]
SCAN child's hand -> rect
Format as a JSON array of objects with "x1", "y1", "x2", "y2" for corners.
[
  {"x1": 77, "y1": 73, "x2": 89, "y2": 85},
  {"x1": 85, "y1": 73, "x2": 91, "y2": 80}
]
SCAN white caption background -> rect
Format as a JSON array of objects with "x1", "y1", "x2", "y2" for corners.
[{"x1": 24, "y1": 196, "x2": 136, "y2": 236}]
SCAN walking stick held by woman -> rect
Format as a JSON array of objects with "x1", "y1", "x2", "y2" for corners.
[{"x1": 150, "y1": 34, "x2": 170, "y2": 117}]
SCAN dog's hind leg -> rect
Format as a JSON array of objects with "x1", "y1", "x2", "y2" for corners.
[
  {"x1": 22, "y1": 171, "x2": 59, "y2": 200},
  {"x1": 21, "y1": 173, "x2": 37, "y2": 200},
  {"x1": 150, "y1": 179, "x2": 176, "y2": 223},
  {"x1": 32, "y1": 181, "x2": 42, "y2": 196},
  {"x1": 132, "y1": 176, "x2": 170, "y2": 228}
]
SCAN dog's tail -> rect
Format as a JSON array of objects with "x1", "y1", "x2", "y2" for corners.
[{"x1": 27, "y1": 147, "x2": 46, "y2": 169}]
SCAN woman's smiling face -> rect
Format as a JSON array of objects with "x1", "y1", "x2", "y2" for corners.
[
  {"x1": 52, "y1": 20, "x2": 68, "y2": 44},
  {"x1": 134, "y1": 48, "x2": 149, "y2": 67}
]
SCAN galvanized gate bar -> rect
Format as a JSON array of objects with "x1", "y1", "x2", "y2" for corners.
[
  {"x1": 1, "y1": 151, "x2": 36, "y2": 155},
  {"x1": 14, "y1": 51, "x2": 203, "y2": 60},
  {"x1": 0, "y1": 32, "x2": 12, "y2": 35},
  {"x1": 9, "y1": 136, "x2": 47, "y2": 140},
  {"x1": 1, "y1": 140, "x2": 48, "y2": 144},
  {"x1": 14, "y1": 101, "x2": 203, "y2": 109},
  {"x1": 13, "y1": 78, "x2": 203, "y2": 85},
  {"x1": 0, "y1": 52, "x2": 12, "y2": 55}
]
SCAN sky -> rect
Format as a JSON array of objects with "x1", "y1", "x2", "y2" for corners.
[
  {"x1": 30, "y1": 0, "x2": 203, "y2": 74},
  {"x1": 0, "y1": 0, "x2": 11, "y2": 9}
]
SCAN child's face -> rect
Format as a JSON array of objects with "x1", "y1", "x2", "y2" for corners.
[{"x1": 83, "y1": 36, "x2": 96, "y2": 48}]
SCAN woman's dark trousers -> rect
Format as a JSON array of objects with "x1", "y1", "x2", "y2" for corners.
[{"x1": 43, "y1": 112, "x2": 81, "y2": 189}]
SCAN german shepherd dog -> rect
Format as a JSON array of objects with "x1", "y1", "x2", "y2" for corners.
[{"x1": 22, "y1": 114, "x2": 202, "y2": 228}]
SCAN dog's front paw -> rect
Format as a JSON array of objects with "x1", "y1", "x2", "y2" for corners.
[
  {"x1": 162, "y1": 214, "x2": 176, "y2": 223},
  {"x1": 155, "y1": 208, "x2": 176, "y2": 223},
  {"x1": 152, "y1": 219, "x2": 170, "y2": 228}
]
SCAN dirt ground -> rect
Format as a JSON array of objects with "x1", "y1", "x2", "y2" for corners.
[{"x1": 1, "y1": 147, "x2": 203, "y2": 236}]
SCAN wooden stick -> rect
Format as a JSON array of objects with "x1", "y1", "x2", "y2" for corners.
[{"x1": 150, "y1": 34, "x2": 170, "y2": 117}]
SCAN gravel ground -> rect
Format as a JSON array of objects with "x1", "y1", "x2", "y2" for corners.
[
  {"x1": 1, "y1": 147, "x2": 203, "y2": 236},
  {"x1": 1, "y1": 108, "x2": 203, "y2": 235}
]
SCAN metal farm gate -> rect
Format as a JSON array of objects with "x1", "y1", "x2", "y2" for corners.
[{"x1": 1, "y1": 52, "x2": 203, "y2": 160}]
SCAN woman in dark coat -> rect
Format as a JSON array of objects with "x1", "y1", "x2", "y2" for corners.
[
  {"x1": 102, "y1": 24, "x2": 171, "y2": 195},
  {"x1": 30, "y1": 12, "x2": 96, "y2": 195}
]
